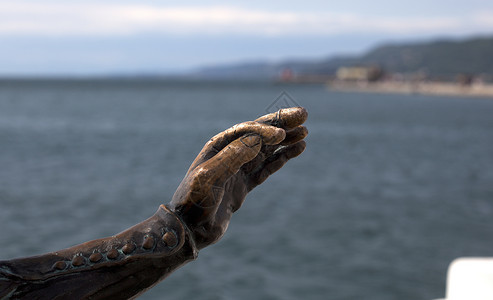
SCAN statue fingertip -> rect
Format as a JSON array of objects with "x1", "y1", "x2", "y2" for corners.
[{"x1": 294, "y1": 107, "x2": 308, "y2": 123}]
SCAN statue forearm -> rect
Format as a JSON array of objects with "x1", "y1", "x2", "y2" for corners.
[{"x1": 0, "y1": 205, "x2": 198, "y2": 300}]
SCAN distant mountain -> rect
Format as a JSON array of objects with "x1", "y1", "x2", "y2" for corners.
[{"x1": 194, "y1": 36, "x2": 493, "y2": 81}]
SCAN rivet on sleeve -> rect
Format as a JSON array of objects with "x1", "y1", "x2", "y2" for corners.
[
  {"x1": 122, "y1": 243, "x2": 136, "y2": 255},
  {"x1": 107, "y1": 249, "x2": 119, "y2": 260},
  {"x1": 162, "y1": 231, "x2": 178, "y2": 248},
  {"x1": 142, "y1": 236, "x2": 155, "y2": 250},
  {"x1": 89, "y1": 252, "x2": 103, "y2": 263}
]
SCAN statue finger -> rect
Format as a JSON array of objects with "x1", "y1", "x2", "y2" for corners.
[
  {"x1": 196, "y1": 134, "x2": 263, "y2": 188},
  {"x1": 255, "y1": 107, "x2": 308, "y2": 130},
  {"x1": 281, "y1": 125, "x2": 308, "y2": 146},
  {"x1": 246, "y1": 140, "x2": 306, "y2": 191},
  {"x1": 188, "y1": 122, "x2": 284, "y2": 173},
  {"x1": 240, "y1": 125, "x2": 307, "y2": 174}
]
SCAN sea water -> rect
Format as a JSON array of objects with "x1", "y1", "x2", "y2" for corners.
[{"x1": 0, "y1": 79, "x2": 492, "y2": 300}]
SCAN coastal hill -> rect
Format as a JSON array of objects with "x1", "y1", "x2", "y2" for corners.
[{"x1": 195, "y1": 36, "x2": 493, "y2": 81}]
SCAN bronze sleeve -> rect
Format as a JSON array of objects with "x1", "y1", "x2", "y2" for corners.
[{"x1": 0, "y1": 205, "x2": 198, "y2": 300}]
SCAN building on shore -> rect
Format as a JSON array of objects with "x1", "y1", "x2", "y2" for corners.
[
  {"x1": 335, "y1": 66, "x2": 384, "y2": 82},
  {"x1": 329, "y1": 65, "x2": 493, "y2": 98}
]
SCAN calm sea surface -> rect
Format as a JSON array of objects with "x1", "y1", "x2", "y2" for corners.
[{"x1": 0, "y1": 79, "x2": 492, "y2": 300}]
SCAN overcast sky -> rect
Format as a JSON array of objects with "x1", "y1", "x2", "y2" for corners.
[{"x1": 1, "y1": 0, "x2": 493, "y2": 76}]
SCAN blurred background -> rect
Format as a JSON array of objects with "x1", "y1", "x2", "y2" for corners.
[{"x1": 1, "y1": 1, "x2": 493, "y2": 300}]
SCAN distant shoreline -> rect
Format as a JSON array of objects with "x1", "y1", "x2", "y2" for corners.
[{"x1": 327, "y1": 80, "x2": 493, "y2": 99}]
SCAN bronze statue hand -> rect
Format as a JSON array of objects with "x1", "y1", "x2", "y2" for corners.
[{"x1": 169, "y1": 107, "x2": 308, "y2": 249}]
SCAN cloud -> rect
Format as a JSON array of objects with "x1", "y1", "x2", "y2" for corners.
[{"x1": 0, "y1": 2, "x2": 492, "y2": 37}]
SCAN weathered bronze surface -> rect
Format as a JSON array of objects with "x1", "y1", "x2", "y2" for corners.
[{"x1": 0, "y1": 107, "x2": 308, "y2": 299}]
